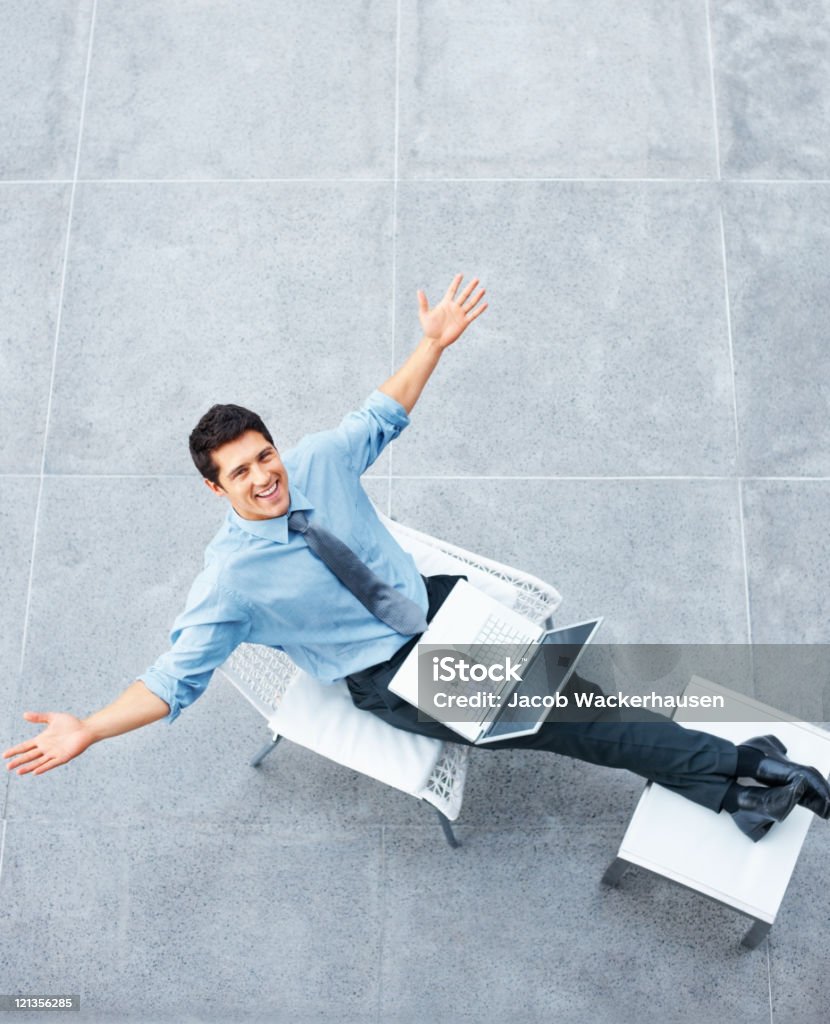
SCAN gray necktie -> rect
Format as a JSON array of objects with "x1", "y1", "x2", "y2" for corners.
[{"x1": 287, "y1": 509, "x2": 428, "y2": 636}]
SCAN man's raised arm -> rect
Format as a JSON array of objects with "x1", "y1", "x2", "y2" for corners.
[
  {"x1": 2, "y1": 680, "x2": 170, "y2": 777},
  {"x1": 378, "y1": 273, "x2": 488, "y2": 414}
]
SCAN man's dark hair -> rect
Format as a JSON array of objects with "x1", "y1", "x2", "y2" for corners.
[{"x1": 189, "y1": 404, "x2": 275, "y2": 486}]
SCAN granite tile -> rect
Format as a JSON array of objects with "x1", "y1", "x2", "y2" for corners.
[
  {"x1": 0, "y1": 479, "x2": 38, "y2": 680},
  {"x1": 47, "y1": 181, "x2": 396, "y2": 475},
  {"x1": 0, "y1": 821, "x2": 125, "y2": 1016},
  {"x1": 399, "y1": 0, "x2": 716, "y2": 179},
  {"x1": 391, "y1": 478, "x2": 749, "y2": 645},
  {"x1": 767, "y1": 819, "x2": 830, "y2": 1024},
  {"x1": 722, "y1": 184, "x2": 830, "y2": 476},
  {"x1": 392, "y1": 181, "x2": 736, "y2": 476},
  {"x1": 743, "y1": 481, "x2": 830, "y2": 648},
  {"x1": 380, "y1": 824, "x2": 769, "y2": 1024},
  {"x1": 712, "y1": 0, "x2": 830, "y2": 179},
  {"x1": 0, "y1": 478, "x2": 40, "y2": 820},
  {"x1": 0, "y1": 185, "x2": 71, "y2": 473},
  {"x1": 0, "y1": 820, "x2": 382, "y2": 1023},
  {"x1": 80, "y1": 0, "x2": 395, "y2": 179},
  {"x1": 748, "y1": 644, "x2": 830, "y2": 725},
  {"x1": 0, "y1": 0, "x2": 92, "y2": 179}
]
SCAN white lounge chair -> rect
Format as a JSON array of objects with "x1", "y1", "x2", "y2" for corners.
[{"x1": 218, "y1": 510, "x2": 562, "y2": 846}]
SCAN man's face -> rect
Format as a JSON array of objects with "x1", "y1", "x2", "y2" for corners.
[{"x1": 204, "y1": 430, "x2": 290, "y2": 521}]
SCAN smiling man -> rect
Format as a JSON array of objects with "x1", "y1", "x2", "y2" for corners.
[{"x1": 5, "y1": 273, "x2": 830, "y2": 844}]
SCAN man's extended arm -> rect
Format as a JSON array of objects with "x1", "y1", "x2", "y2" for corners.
[
  {"x1": 378, "y1": 273, "x2": 487, "y2": 414},
  {"x1": 4, "y1": 576, "x2": 251, "y2": 775},
  {"x1": 2, "y1": 680, "x2": 170, "y2": 776}
]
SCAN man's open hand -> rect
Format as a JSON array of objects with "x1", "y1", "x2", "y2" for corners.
[
  {"x1": 2, "y1": 711, "x2": 95, "y2": 776},
  {"x1": 418, "y1": 273, "x2": 488, "y2": 349}
]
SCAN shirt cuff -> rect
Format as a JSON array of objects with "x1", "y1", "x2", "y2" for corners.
[
  {"x1": 366, "y1": 388, "x2": 410, "y2": 428},
  {"x1": 140, "y1": 670, "x2": 182, "y2": 725}
]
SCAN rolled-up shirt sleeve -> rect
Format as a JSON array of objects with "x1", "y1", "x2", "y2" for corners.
[
  {"x1": 334, "y1": 389, "x2": 411, "y2": 474},
  {"x1": 140, "y1": 569, "x2": 252, "y2": 724}
]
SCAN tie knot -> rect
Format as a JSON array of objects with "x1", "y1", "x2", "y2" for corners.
[{"x1": 287, "y1": 509, "x2": 309, "y2": 534}]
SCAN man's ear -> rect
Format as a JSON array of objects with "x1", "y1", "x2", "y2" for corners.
[{"x1": 203, "y1": 478, "x2": 226, "y2": 498}]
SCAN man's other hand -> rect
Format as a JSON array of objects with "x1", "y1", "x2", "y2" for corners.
[
  {"x1": 2, "y1": 712, "x2": 95, "y2": 776},
  {"x1": 418, "y1": 273, "x2": 488, "y2": 349}
]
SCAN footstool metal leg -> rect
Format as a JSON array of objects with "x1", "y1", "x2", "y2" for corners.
[
  {"x1": 435, "y1": 808, "x2": 461, "y2": 848},
  {"x1": 250, "y1": 733, "x2": 282, "y2": 767},
  {"x1": 741, "y1": 919, "x2": 771, "y2": 950},
  {"x1": 601, "y1": 857, "x2": 630, "y2": 887}
]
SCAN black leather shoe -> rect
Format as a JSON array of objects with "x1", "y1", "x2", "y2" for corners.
[
  {"x1": 741, "y1": 734, "x2": 830, "y2": 820},
  {"x1": 730, "y1": 778, "x2": 806, "y2": 843}
]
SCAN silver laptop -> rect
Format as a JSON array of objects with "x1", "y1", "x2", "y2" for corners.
[{"x1": 388, "y1": 580, "x2": 602, "y2": 743}]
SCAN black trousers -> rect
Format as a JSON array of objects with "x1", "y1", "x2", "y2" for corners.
[{"x1": 346, "y1": 574, "x2": 740, "y2": 813}]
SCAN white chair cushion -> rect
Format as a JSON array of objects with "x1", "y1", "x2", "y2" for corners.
[{"x1": 270, "y1": 671, "x2": 440, "y2": 795}]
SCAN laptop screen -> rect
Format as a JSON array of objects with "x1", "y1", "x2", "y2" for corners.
[
  {"x1": 482, "y1": 619, "x2": 601, "y2": 739},
  {"x1": 539, "y1": 619, "x2": 602, "y2": 685}
]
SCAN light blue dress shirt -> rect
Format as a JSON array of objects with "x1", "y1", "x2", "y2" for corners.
[{"x1": 141, "y1": 389, "x2": 428, "y2": 724}]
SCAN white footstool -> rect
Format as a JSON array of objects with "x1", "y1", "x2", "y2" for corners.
[{"x1": 601, "y1": 676, "x2": 830, "y2": 948}]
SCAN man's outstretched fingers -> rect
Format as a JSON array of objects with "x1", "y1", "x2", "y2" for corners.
[
  {"x1": 6, "y1": 749, "x2": 43, "y2": 772},
  {"x1": 444, "y1": 273, "x2": 463, "y2": 300},
  {"x1": 466, "y1": 301, "x2": 488, "y2": 322},
  {"x1": 18, "y1": 755, "x2": 49, "y2": 776},
  {"x1": 457, "y1": 277, "x2": 479, "y2": 305},
  {"x1": 3, "y1": 740, "x2": 36, "y2": 762},
  {"x1": 463, "y1": 288, "x2": 485, "y2": 313}
]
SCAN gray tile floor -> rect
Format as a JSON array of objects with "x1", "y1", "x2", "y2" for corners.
[{"x1": 2, "y1": 1, "x2": 830, "y2": 1021}]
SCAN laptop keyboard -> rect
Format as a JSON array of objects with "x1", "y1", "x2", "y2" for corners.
[{"x1": 451, "y1": 612, "x2": 538, "y2": 721}]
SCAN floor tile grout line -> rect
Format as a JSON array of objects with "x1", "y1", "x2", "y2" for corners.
[
  {"x1": 0, "y1": 820, "x2": 6, "y2": 891},
  {"x1": 380, "y1": 474, "x2": 790, "y2": 481},
  {"x1": 380, "y1": 0, "x2": 401, "y2": 992},
  {"x1": 766, "y1": 938, "x2": 774, "y2": 1024},
  {"x1": 716, "y1": 203, "x2": 753, "y2": 650},
  {"x1": 703, "y1": 0, "x2": 722, "y2": 180},
  {"x1": 718, "y1": 210, "x2": 740, "y2": 467},
  {"x1": 17, "y1": 0, "x2": 98, "y2": 677},
  {"x1": 75, "y1": 178, "x2": 398, "y2": 184},
  {"x1": 387, "y1": 0, "x2": 402, "y2": 522},
  {"x1": 0, "y1": 180, "x2": 75, "y2": 185},
  {"x1": 377, "y1": 823, "x2": 386, "y2": 1024},
  {"x1": 4, "y1": 472, "x2": 830, "y2": 482},
  {"x1": 386, "y1": 473, "x2": 826, "y2": 482},
  {"x1": 737, "y1": 480, "x2": 755, "y2": 653},
  {"x1": 5, "y1": 177, "x2": 830, "y2": 185}
]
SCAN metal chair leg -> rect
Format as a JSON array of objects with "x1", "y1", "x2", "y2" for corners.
[
  {"x1": 250, "y1": 733, "x2": 282, "y2": 767},
  {"x1": 601, "y1": 856, "x2": 630, "y2": 887},
  {"x1": 741, "y1": 919, "x2": 771, "y2": 950},
  {"x1": 435, "y1": 807, "x2": 461, "y2": 848}
]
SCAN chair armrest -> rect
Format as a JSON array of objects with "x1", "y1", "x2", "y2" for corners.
[
  {"x1": 417, "y1": 741, "x2": 470, "y2": 821},
  {"x1": 378, "y1": 511, "x2": 563, "y2": 626},
  {"x1": 220, "y1": 644, "x2": 301, "y2": 719}
]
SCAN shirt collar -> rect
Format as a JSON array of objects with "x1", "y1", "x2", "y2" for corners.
[{"x1": 226, "y1": 485, "x2": 315, "y2": 543}]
